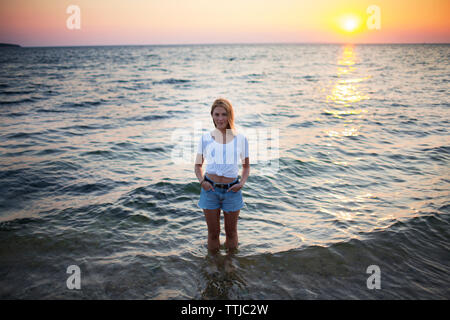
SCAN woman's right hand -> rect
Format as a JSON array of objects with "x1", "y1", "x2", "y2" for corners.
[{"x1": 202, "y1": 181, "x2": 215, "y2": 192}]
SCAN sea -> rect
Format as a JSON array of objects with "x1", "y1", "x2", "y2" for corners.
[{"x1": 0, "y1": 43, "x2": 449, "y2": 299}]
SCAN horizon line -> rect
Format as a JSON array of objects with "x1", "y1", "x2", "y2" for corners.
[{"x1": 13, "y1": 41, "x2": 450, "y2": 48}]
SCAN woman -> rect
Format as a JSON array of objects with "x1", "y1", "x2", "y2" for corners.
[{"x1": 194, "y1": 98, "x2": 250, "y2": 253}]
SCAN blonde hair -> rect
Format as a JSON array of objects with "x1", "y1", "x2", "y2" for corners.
[{"x1": 210, "y1": 98, "x2": 236, "y2": 135}]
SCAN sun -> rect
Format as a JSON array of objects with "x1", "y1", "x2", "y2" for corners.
[
  {"x1": 339, "y1": 14, "x2": 362, "y2": 33},
  {"x1": 343, "y1": 18, "x2": 358, "y2": 32}
]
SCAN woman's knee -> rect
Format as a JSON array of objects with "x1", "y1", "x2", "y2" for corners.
[
  {"x1": 204, "y1": 209, "x2": 220, "y2": 238},
  {"x1": 224, "y1": 210, "x2": 239, "y2": 237},
  {"x1": 208, "y1": 229, "x2": 220, "y2": 240},
  {"x1": 224, "y1": 226, "x2": 237, "y2": 238}
]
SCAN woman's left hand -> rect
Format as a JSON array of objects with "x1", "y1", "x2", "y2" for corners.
[{"x1": 227, "y1": 182, "x2": 243, "y2": 193}]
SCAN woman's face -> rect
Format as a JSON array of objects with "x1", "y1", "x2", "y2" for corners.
[{"x1": 212, "y1": 106, "x2": 228, "y2": 129}]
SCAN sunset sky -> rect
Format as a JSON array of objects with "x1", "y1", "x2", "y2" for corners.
[{"x1": 0, "y1": 0, "x2": 449, "y2": 46}]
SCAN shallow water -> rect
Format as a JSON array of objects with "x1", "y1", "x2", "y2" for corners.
[{"x1": 0, "y1": 44, "x2": 449, "y2": 299}]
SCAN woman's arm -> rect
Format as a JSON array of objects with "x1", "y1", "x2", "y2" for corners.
[
  {"x1": 194, "y1": 153, "x2": 204, "y2": 183},
  {"x1": 240, "y1": 157, "x2": 250, "y2": 186}
]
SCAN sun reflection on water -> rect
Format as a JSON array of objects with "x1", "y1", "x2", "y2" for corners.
[
  {"x1": 323, "y1": 45, "x2": 371, "y2": 142},
  {"x1": 316, "y1": 45, "x2": 377, "y2": 227},
  {"x1": 326, "y1": 45, "x2": 370, "y2": 110}
]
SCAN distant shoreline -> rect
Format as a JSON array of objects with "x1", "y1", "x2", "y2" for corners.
[
  {"x1": 0, "y1": 43, "x2": 21, "y2": 48},
  {"x1": 17, "y1": 42, "x2": 450, "y2": 48},
  {"x1": 2, "y1": 41, "x2": 449, "y2": 48}
]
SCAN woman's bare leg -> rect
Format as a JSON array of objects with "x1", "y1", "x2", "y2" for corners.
[
  {"x1": 223, "y1": 210, "x2": 240, "y2": 251},
  {"x1": 203, "y1": 208, "x2": 221, "y2": 253}
]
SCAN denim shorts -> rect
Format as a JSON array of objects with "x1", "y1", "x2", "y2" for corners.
[{"x1": 197, "y1": 175, "x2": 244, "y2": 212}]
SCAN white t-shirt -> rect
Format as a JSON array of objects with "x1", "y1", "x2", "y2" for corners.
[{"x1": 197, "y1": 131, "x2": 249, "y2": 178}]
